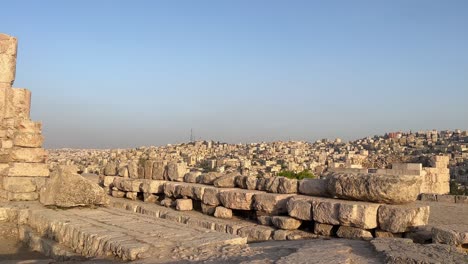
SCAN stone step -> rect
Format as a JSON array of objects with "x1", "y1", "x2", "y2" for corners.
[
  {"x1": 25, "y1": 206, "x2": 247, "y2": 261},
  {"x1": 108, "y1": 196, "x2": 317, "y2": 242},
  {"x1": 18, "y1": 225, "x2": 86, "y2": 261}
]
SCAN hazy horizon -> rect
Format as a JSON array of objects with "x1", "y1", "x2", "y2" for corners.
[{"x1": 3, "y1": 1, "x2": 467, "y2": 149}]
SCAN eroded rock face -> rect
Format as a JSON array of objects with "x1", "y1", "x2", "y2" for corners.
[
  {"x1": 327, "y1": 173, "x2": 422, "y2": 204},
  {"x1": 39, "y1": 166, "x2": 109, "y2": 207}
]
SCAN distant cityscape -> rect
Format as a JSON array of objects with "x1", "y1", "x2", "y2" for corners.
[{"x1": 49, "y1": 129, "x2": 468, "y2": 186}]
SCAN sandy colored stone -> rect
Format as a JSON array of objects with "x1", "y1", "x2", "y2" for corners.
[
  {"x1": 5, "y1": 88, "x2": 31, "y2": 119},
  {"x1": 125, "y1": 191, "x2": 138, "y2": 200},
  {"x1": 151, "y1": 160, "x2": 166, "y2": 180},
  {"x1": 253, "y1": 193, "x2": 295, "y2": 215},
  {"x1": 298, "y1": 178, "x2": 329, "y2": 197},
  {"x1": 175, "y1": 198, "x2": 193, "y2": 211},
  {"x1": 167, "y1": 162, "x2": 187, "y2": 181},
  {"x1": 287, "y1": 196, "x2": 313, "y2": 221},
  {"x1": 183, "y1": 171, "x2": 201, "y2": 183},
  {"x1": 327, "y1": 173, "x2": 422, "y2": 204},
  {"x1": 200, "y1": 172, "x2": 222, "y2": 185},
  {"x1": 213, "y1": 174, "x2": 237, "y2": 188},
  {"x1": 0, "y1": 33, "x2": 17, "y2": 85},
  {"x1": 336, "y1": 226, "x2": 373, "y2": 239},
  {"x1": 40, "y1": 166, "x2": 109, "y2": 207},
  {"x1": 219, "y1": 189, "x2": 261, "y2": 210},
  {"x1": 140, "y1": 180, "x2": 166, "y2": 193},
  {"x1": 13, "y1": 132, "x2": 42, "y2": 148},
  {"x1": 314, "y1": 222, "x2": 334, "y2": 236},
  {"x1": 277, "y1": 177, "x2": 298, "y2": 194},
  {"x1": 271, "y1": 216, "x2": 302, "y2": 230},
  {"x1": 6, "y1": 162, "x2": 49, "y2": 177},
  {"x1": 214, "y1": 206, "x2": 233, "y2": 218},
  {"x1": 378, "y1": 204, "x2": 430, "y2": 233},
  {"x1": 10, "y1": 147, "x2": 47, "y2": 163},
  {"x1": 2, "y1": 177, "x2": 37, "y2": 193}
]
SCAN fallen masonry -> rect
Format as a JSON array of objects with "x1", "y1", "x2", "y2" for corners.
[{"x1": 0, "y1": 32, "x2": 467, "y2": 262}]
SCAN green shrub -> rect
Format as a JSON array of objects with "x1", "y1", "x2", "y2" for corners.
[{"x1": 278, "y1": 170, "x2": 316, "y2": 180}]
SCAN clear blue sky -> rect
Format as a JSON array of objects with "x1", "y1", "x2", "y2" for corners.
[{"x1": 2, "y1": 0, "x2": 467, "y2": 148}]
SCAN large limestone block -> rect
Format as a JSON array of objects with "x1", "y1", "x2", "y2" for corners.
[
  {"x1": 13, "y1": 132, "x2": 43, "y2": 148},
  {"x1": 213, "y1": 174, "x2": 237, "y2": 188},
  {"x1": 312, "y1": 197, "x2": 340, "y2": 225},
  {"x1": 298, "y1": 179, "x2": 329, "y2": 197},
  {"x1": 4, "y1": 191, "x2": 38, "y2": 201},
  {"x1": 0, "y1": 34, "x2": 17, "y2": 85},
  {"x1": 40, "y1": 166, "x2": 109, "y2": 207},
  {"x1": 327, "y1": 173, "x2": 422, "y2": 204},
  {"x1": 144, "y1": 160, "x2": 154, "y2": 180},
  {"x1": 152, "y1": 160, "x2": 166, "y2": 180},
  {"x1": 140, "y1": 180, "x2": 166, "y2": 193},
  {"x1": 271, "y1": 216, "x2": 302, "y2": 230},
  {"x1": 127, "y1": 161, "x2": 139, "y2": 179},
  {"x1": 104, "y1": 162, "x2": 118, "y2": 176},
  {"x1": 183, "y1": 171, "x2": 201, "y2": 183},
  {"x1": 219, "y1": 189, "x2": 262, "y2": 210},
  {"x1": 3, "y1": 177, "x2": 37, "y2": 193},
  {"x1": 265, "y1": 176, "x2": 281, "y2": 193},
  {"x1": 200, "y1": 172, "x2": 222, "y2": 185},
  {"x1": 166, "y1": 162, "x2": 187, "y2": 182},
  {"x1": 287, "y1": 196, "x2": 313, "y2": 221},
  {"x1": 175, "y1": 199, "x2": 193, "y2": 211},
  {"x1": 338, "y1": 201, "x2": 379, "y2": 229},
  {"x1": 214, "y1": 206, "x2": 233, "y2": 218},
  {"x1": 253, "y1": 193, "x2": 295, "y2": 214},
  {"x1": 5, "y1": 88, "x2": 31, "y2": 119},
  {"x1": 277, "y1": 177, "x2": 298, "y2": 194},
  {"x1": 378, "y1": 204, "x2": 430, "y2": 233},
  {"x1": 336, "y1": 226, "x2": 373, "y2": 239},
  {"x1": 15, "y1": 119, "x2": 42, "y2": 133},
  {"x1": 314, "y1": 222, "x2": 334, "y2": 236},
  {"x1": 6, "y1": 162, "x2": 49, "y2": 177},
  {"x1": 113, "y1": 178, "x2": 143, "y2": 192},
  {"x1": 10, "y1": 148, "x2": 47, "y2": 163}
]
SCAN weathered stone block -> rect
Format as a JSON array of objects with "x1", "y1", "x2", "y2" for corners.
[
  {"x1": 287, "y1": 196, "x2": 313, "y2": 221},
  {"x1": 167, "y1": 162, "x2": 187, "y2": 182},
  {"x1": 378, "y1": 204, "x2": 430, "y2": 233},
  {"x1": 219, "y1": 189, "x2": 262, "y2": 210},
  {"x1": 253, "y1": 193, "x2": 294, "y2": 215},
  {"x1": 175, "y1": 199, "x2": 193, "y2": 211},
  {"x1": 271, "y1": 216, "x2": 302, "y2": 230},
  {"x1": 277, "y1": 177, "x2": 298, "y2": 194},
  {"x1": 327, "y1": 173, "x2": 422, "y2": 204},
  {"x1": 214, "y1": 206, "x2": 232, "y2": 218},
  {"x1": 436, "y1": 194, "x2": 455, "y2": 203},
  {"x1": 5, "y1": 88, "x2": 31, "y2": 119},
  {"x1": 10, "y1": 148, "x2": 47, "y2": 163},
  {"x1": 152, "y1": 160, "x2": 166, "y2": 180},
  {"x1": 201, "y1": 203, "x2": 216, "y2": 215},
  {"x1": 13, "y1": 132, "x2": 43, "y2": 148},
  {"x1": 7, "y1": 163, "x2": 49, "y2": 177},
  {"x1": 200, "y1": 172, "x2": 222, "y2": 185},
  {"x1": 140, "y1": 180, "x2": 165, "y2": 193},
  {"x1": 298, "y1": 178, "x2": 329, "y2": 197},
  {"x1": 5, "y1": 191, "x2": 38, "y2": 201},
  {"x1": 183, "y1": 171, "x2": 201, "y2": 183},
  {"x1": 2, "y1": 177, "x2": 36, "y2": 193},
  {"x1": 336, "y1": 226, "x2": 373, "y2": 239},
  {"x1": 214, "y1": 174, "x2": 237, "y2": 188},
  {"x1": 0, "y1": 34, "x2": 17, "y2": 85},
  {"x1": 314, "y1": 222, "x2": 334, "y2": 236}
]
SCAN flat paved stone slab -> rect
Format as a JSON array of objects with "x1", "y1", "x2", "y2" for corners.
[{"x1": 25, "y1": 206, "x2": 246, "y2": 261}]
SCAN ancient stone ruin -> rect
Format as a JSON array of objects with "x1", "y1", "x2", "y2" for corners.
[
  {"x1": 0, "y1": 33, "x2": 466, "y2": 263},
  {"x1": 0, "y1": 33, "x2": 49, "y2": 201}
]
